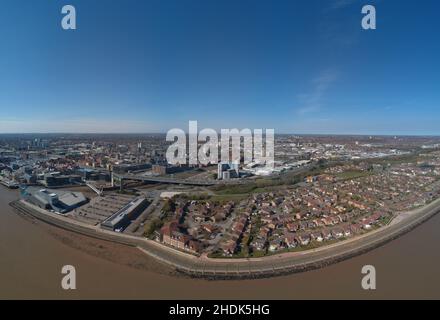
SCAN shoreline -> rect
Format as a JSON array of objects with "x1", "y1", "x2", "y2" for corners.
[{"x1": 9, "y1": 197, "x2": 440, "y2": 280}]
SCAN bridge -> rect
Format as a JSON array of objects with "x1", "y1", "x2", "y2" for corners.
[
  {"x1": 85, "y1": 182, "x2": 104, "y2": 196},
  {"x1": 112, "y1": 173, "x2": 219, "y2": 189}
]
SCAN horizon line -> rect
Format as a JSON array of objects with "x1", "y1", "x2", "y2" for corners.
[{"x1": 1, "y1": 132, "x2": 440, "y2": 138}]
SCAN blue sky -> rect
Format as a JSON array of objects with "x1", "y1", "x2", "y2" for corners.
[{"x1": 0, "y1": 0, "x2": 439, "y2": 134}]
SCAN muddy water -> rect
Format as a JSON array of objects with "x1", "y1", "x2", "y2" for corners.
[{"x1": 1, "y1": 187, "x2": 439, "y2": 299}]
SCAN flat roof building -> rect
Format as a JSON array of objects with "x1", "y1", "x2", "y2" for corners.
[
  {"x1": 21, "y1": 186, "x2": 88, "y2": 214},
  {"x1": 100, "y1": 197, "x2": 149, "y2": 231}
]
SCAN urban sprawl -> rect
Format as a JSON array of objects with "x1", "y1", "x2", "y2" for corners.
[{"x1": 1, "y1": 134, "x2": 440, "y2": 259}]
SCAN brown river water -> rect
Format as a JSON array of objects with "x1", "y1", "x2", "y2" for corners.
[{"x1": 1, "y1": 187, "x2": 440, "y2": 299}]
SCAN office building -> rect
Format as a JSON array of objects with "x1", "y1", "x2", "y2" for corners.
[{"x1": 217, "y1": 162, "x2": 239, "y2": 180}]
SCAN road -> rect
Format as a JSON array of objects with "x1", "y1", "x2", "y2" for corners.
[
  {"x1": 10, "y1": 196, "x2": 440, "y2": 279},
  {"x1": 114, "y1": 173, "x2": 219, "y2": 186}
]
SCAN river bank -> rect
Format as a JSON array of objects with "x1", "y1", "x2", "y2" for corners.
[
  {"x1": 2, "y1": 186, "x2": 440, "y2": 299},
  {"x1": 9, "y1": 191, "x2": 440, "y2": 280}
]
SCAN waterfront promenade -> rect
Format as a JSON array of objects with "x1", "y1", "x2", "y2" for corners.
[{"x1": 10, "y1": 197, "x2": 440, "y2": 279}]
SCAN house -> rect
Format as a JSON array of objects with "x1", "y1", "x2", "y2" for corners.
[
  {"x1": 362, "y1": 223, "x2": 372, "y2": 230},
  {"x1": 220, "y1": 240, "x2": 237, "y2": 256},
  {"x1": 298, "y1": 233, "x2": 311, "y2": 246},
  {"x1": 187, "y1": 240, "x2": 202, "y2": 253},
  {"x1": 193, "y1": 215, "x2": 205, "y2": 223},
  {"x1": 286, "y1": 223, "x2": 298, "y2": 232},
  {"x1": 232, "y1": 222, "x2": 246, "y2": 234},
  {"x1": 321, "y1": 230, "x2": 332, "y2": 240},
  {"x1": 267, "y1": 222, "x2": 277, "y2": 230},
  {"x1": 211, "y1": 212, "x2": 226, "y2": 223},
  {"x1": 331, "y1": 216, "x2": 340, "y2": 225},
  {"x1": 313, "y1": 219, "x2": 324, "y2": 227},
  {"x1": 261, "y1": 215, "x2": 273, "y2": 224},
  {"x1": 348, "y1": 200, "x2": 367, "y2": 210},
  {"x1": 343, "y1": 226, "x2": 352, "y2": 237},
  {"x1": 299, "y1": 221, "x2": 308, "y2": 230},
  {"x1": 202, "y1": 224, "x2": 216, "y2": 234},
  {"x1": 269, "y1": 239, "x2": 281, "y2": 252},
  {"x1": 312, "y1": 232, "x2": 323, "y2": 242},
  {"x1": 307, "y1": 221, "x2": 316, "y2": 229},
  {"x1": 259, "y1": 226, "x2": 271, "y2": 239},
  {"x1": 331, "y1": 228, "x2": 344, "y2": 239},
  {"x1": 161, "y1": 221, "x2": 202, "y2": 253},
  {"x1": 350, "y1": 224, "x2": 361, "y2": 234},
  {"x1": 284, "y1": 234, "x2": 298, "y2": 248},
  {"x1": 251, "y1": 238, "x2": 267, "y2": 251}
]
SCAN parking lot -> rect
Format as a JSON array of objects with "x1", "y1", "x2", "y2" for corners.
[{"x1": 71, "y1": 193, "x2": 137, "y2": 226}]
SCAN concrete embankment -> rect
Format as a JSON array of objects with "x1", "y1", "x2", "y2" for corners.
[
  {"x1": 9, "y1": 199, "x2": 440, "y2": 280},
  {"x1": 0, "y1": 180, "x2": 19, "y2": 189}
]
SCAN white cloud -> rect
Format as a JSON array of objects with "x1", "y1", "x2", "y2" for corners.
[{"x1": 295, "y1": 70, "x2": 339, "y2": 115}]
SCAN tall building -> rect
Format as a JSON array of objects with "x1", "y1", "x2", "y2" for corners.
[{"x1": 217, "y1": 162, "x2": 239, "y2": 180}]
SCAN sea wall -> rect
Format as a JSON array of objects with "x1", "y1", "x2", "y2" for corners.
[{"x1": 10, "y1": 199, "x2": 440, "y2": 280}]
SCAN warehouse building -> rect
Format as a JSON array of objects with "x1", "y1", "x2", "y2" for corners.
[
  {"x1": 20, "y1": 186, "x2": 88, "y2": 214},
  {"x1": 100, "y1": 197, "x2": 149, "y2": 232}
]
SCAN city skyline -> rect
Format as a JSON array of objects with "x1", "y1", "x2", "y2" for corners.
[
  {"x1": 3, "y1": 0, "x2": 440, "y2": 303},
  {"x1": 1, "y1": 0, "x2": 440, "y2": 135}
]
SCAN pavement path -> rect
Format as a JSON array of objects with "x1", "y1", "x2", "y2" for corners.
[{"x1": 11, "y1": 196, "x2": 440, "y2": 279}]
